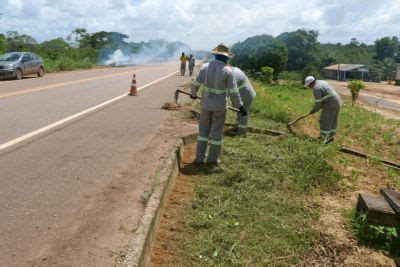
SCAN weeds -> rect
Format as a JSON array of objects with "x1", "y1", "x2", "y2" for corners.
[
  {"x1": 181, "y1": 135, "x2": 340, "y2": 265},
  {"x1": 351, "y1": 212, "x2": 400, "y2": 257},
  {"x1": 172, "y1": 79, "x2": 399, "y2": 264}
]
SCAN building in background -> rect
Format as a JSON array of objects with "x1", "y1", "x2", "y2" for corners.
[
  {"x1": 395, "y1": 56, "x2": 400, "y2": 86},
  {"x1": 323, "y1": 64, "x2": 371, "y2": 82}
]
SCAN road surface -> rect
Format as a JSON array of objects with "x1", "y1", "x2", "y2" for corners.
[
  {"x1": 0, "y1": 62, "x2": 194, "y2": 266},
  {"x1": 329, "y1": 80, "x2": 400, "y2": 119}
]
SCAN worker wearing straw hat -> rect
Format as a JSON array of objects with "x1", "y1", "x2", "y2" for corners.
[{"x1": 190, "y1": 43, "x2": 246, "y2": 165}]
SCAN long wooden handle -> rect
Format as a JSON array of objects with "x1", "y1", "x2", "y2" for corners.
[
  {"x1": 288, "y1": 113, "x2": 311, "y2": 126},
  {"x1": 176, "y1": 90, "x2": 240, "y2": 113}
]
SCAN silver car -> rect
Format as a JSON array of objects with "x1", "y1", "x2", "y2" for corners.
[{"x1": 0, "y1": 52, "x2": 45, "y2": 80}]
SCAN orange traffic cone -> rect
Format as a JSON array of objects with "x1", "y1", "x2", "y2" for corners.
[{"x1": 129, "y1": 74, "x2": 137, "y2": 96}]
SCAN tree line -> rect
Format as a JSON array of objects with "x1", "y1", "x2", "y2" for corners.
[
  {"x1": 0, "y1": 29, "x2": 189, "y2": 72},
  {"x1": 231, "y1": 29, "x2": 400, "y2": 81}
]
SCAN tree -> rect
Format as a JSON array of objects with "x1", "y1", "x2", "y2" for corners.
[
  {"x1": 348, "y1": 38, "x2": 360, "y2": 47},
  {"x1": 301, "y1": 64, "x2": 320, "y2": 82},
  {"x1": 0, "y1": 34, "x2": 6, "y2": 54},
  {"x1": 277, "y1": 29, "x2": 320, "y2": 71},
  {"x1": 67, "y1": 28, "x2": 90, "y2": 48},
  {"x1": 374, "y1": 37, "x2": 398, "y2": 60},
  {"x1": 231, "y1": 34, "x2": 288, "y2": 74},
  {"x1": 347, "y1": 80, "x2": 365, "y2": 106},
  {"x1": 4, "y1": 31, "x2": 37, "y2": 51},
  {"x1": 38, "y1": 38, "x2": 70, "y2": 60}
]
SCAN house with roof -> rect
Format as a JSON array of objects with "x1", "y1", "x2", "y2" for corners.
[{"x1": 323, "y1": 64, "x2": 370, "y2": 81}]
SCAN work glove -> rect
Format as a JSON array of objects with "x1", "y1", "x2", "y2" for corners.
[
  {"x1": 190, "y1": 94, "x2": 197, "y2": 100},
  {"x1": 239, "y1": 106, "x2": 247, "y2": 116}
]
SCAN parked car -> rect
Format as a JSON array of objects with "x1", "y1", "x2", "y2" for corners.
[{"x1": 0, "y1": 52, "x2": 45, "y2": 80}]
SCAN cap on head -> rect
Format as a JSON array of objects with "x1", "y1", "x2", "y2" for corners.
[
  {"x1": 304, "y1": 76, "x2": 316, "y2": 87},
  {"x1": 211, "y1": 43, "x2": 233, "y2": 58}
]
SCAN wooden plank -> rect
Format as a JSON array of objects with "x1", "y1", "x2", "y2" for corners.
[
  {"x1": 356, "y1": 193, "x2": 399, "y2": 227},
  {"x1": 380, "y1": 188, "x2": 400, "y2": 214}
]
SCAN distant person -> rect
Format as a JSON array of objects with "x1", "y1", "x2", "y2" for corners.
[
  {"x1": 190, "y1": 44, "x2": 246, "y2": 165},
  {"x1": 180, "y1": 52, "x2": 187, "y2": 76},
  {"x1": 305, "y1": 76, "x2": 343, "y2": 143},
  {"x1": 232, "y1": 67, "x2": 256, "y2": 135},
  {"x1": 188, "y1": 54, "x2": 195, "y2": 76}
]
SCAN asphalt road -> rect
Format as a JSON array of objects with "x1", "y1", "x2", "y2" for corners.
[
  {"x1": 0, "y1": 62, "x2": 193, "y2": 266},
  {"x1": 334, "y1": 85, "x2": 400, "y2": 112}
]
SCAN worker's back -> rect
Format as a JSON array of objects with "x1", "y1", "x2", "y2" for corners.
[
  {"x1": 314, "y1": 80, "x2": 342, "y2": 106},
  {"x1": 232, "y1": 67, "x2": 256, "y2": 104},
  {"x1": 193, "y1": 60, "x2": 241, "y2": 111}
]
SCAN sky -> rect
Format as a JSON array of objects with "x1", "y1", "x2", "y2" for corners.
[{"x1": 1, "y1": 0, "x2": 400, "y2": 50}]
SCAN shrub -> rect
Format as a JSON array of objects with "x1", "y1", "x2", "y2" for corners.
[
  {"x1": 347, "y1": 80, "x2": 366, "y2": 106},
  {"x1": 279, "y1": 71, "x2": 302, "y2": 81},
  {"x1": 301, "y1": 64, "x2": 320, "y2": 82},
  {"x1": 260, "y1": 66, "x2": 274, "y2": 84}
]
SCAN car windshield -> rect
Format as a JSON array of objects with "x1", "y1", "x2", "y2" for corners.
[{"x1": 0, "y1": 53, "x2": 23, "y2": 61}]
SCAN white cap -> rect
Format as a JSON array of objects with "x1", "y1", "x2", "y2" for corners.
[{"x1": 304, "y1": 76, "x2": 315, "y2": 86}]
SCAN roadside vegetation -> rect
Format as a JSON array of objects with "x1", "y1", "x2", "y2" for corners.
[
  {"x1": 232, "y1": 29, "x2": 400, "y2": 82},
  {"x1": 0, "y1": 30, "x2": 189, "y2": 73},
  {"x1": 156, "y1": 79, "x2": 399, "y2": 265}
]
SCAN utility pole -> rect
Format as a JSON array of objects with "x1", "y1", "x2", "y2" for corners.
[{"x1": 337, "y1": 63, "x2": 340, "y2": 81}]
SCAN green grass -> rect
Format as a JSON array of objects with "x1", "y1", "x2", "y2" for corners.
[
  {"x1": 177, "y1": 79, "x2": 400, "y2": 264},
  {"x1": 43, "y1": 57, "x2": 94, "y2": 73},
  {"x1": 241, "y1": 81, "x2": 399, "y2": 162},
  {"x1": 182, "y1": 135, "x2": 339, "y2": 265}
]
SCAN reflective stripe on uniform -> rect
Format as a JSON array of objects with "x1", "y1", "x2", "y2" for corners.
[
  {"x1": 315, "y1": 92, "x2": 335, "y2": 103},
  {"x1": 320, "y1": 129, "x2": 337, "y2": 135},
  {"x1": 210, "y1": 140, "x2": 222, "y2": 145},
  {"x1": 238, "y1": 124, "x2": 247, "y2": 129},
  {"x1": 228, "y1": 88, "x2": 239, "y2": 94},
  {"x1": 192, "y1": 80, "x2": 201, "y2": 86},
  {"x1": 198, "y1": 136, "x2": 208, "y2": 142},
  {"x1": 238, "y1": 83, "x2": 247, "y2": 90},
  {"x1": 204, "y1": 87, "x2": 227, "y2": 94}
]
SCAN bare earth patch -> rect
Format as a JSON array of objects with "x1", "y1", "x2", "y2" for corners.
[
  {"x1": 150, "y1": 143, "x2": 198, "y2": 266},
  {"x1": 316, "y1": 157, "x2": 396, "y2": 265},
  {"x1": 149, "y1": 120, "x2": 398, "y2": 265},
  {"x1": 30, "y1": 115, "x2": 197, "y2": 266},
  {"x1": 330, "y1": 80, "x2": 400, "y2": 120}
]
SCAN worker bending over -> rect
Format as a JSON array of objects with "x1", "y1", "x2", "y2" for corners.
[
  {"x1": 232, "y1": 67, "x2": 256, "y2": 135},
  {"x1": 305, "y1": 76, "x2": 342, "y2": 143},
  {"x1": 191, "y1": 44, "x2": 246, "y2": 165}
]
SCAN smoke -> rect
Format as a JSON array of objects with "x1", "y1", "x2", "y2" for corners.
[{"x1": 99, "y1": 40, "x2": 190, "y2": 66}]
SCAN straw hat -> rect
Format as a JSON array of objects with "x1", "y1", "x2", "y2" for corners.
[{"x1": 211, "y1": 43, "x2": 233, "y2": 58}]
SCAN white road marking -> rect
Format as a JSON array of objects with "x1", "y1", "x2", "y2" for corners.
[{"x1": 0, "y1": 71, "x2": 179, "y2": 151}]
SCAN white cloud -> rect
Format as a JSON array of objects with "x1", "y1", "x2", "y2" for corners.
[{"x1": 0, "y1": 0, "x2": 399, "y2": 50}]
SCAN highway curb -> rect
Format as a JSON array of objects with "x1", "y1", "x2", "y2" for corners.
[{"x1": 123, "y1": 133, "x2": 197, "y2": 267}]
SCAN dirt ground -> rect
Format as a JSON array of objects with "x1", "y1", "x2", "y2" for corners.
[
  {"x1": 149, "y1": 127, "x2": 398, "y2": 265},
  {"x1": 150, "y1": 143, "x2": 198, "y2": 266},
  {"x1": 329, "y1": 80, "x2": 400, "y2": 120},
  {"x1": 330, "y1": 80, "x2": 400, "y2": 98},
  {"x1": 29, "y1": 114, "x2": 197, "y2": 266},
  {"x1": 317, "y1": 159, "x2": 396, "y2": 265}
]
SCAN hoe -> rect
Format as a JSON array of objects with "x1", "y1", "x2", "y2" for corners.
[
  {"x1": 173, "y1": 89, "x2": 241, "y2": 113},
  {"x1": 286, "y1": 113, "x2": 311, "y2": 134}
]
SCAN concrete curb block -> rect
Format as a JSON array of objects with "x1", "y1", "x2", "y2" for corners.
[{"x1": 123, "y1": 133, "x2": 197, "y2": 267}]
